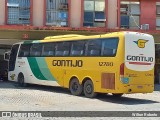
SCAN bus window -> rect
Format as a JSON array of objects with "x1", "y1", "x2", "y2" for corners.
[
  {"x1": 30, "y1": 43, "x2": 42, "y2": 57},
  {"x1": 55, "y1": 42, "x2": 70, "y2": 56},
  {"x1": 87, "y1": 39, "x2": 102, "y2": 56},
  {"x1": 18, "y1": 44, "x2": 31, "y2": 57},
  {"x1": 42, "y1": 43, "x2": 55, "y2": 57},
  {"x1": 102, "y1": 38, "x2": 119, "y2": 57},
  {"x1": 71, "y1": 41, "x2": 86, "y2": 56}
]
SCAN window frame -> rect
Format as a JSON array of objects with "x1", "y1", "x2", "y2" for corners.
[
  {"x1": 156, "y1": 2, "x2": 160, "y2": 30},
  {"x1": 46, "y1": 0, "x2": 69, "y2": 27},
  {"x1": 120, "y1": 1, "x2": 140, "y2": 29},
  {"x1": 83, "y1": 0, "x2": 106, "y2": 27},
  {"x1": 7, "y1": 0, "x2": 31, "y2": 25}
]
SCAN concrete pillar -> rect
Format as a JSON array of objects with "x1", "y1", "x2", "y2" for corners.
[
  {"x1": 108, "y1": 0, "x2": 117, "y2": 29},
  {"x1": 70, "y1": 0, "x2": 81, "y2": 28},
  {"x1": 0, "y1": 0, "x2": 6, "y2": 25},
  {"x1": 33, "y1": 0, "x2": 44, "y2": 27},
  {"x1": 140, "y1": 0, "x2": 156, "y2": 30}
]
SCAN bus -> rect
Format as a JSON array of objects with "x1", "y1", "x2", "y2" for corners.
[{"x1": 4, "y1": 31, "x2": 155, "y2": 98}]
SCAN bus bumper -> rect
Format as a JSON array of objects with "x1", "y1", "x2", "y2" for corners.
[{"x1": 122, "y1": 84, "x2": 154, "y2": 93}]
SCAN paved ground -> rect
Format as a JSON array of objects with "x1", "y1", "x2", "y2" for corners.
[{"x1": 0, "y1": 81, "x2": 159, "y2": 120}]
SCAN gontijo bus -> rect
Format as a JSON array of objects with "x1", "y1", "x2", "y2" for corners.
[{"x1": 4, "y1": 32, "x2": 155, "y2": 98}]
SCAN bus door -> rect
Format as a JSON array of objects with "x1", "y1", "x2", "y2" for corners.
[{"x1": 9, "y1": 44, "x2": 20, "y2": 71}]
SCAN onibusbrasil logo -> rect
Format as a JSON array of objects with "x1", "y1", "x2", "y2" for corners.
[{"x1": 133, "y1": 39, "x2": 148, "y2": 48}]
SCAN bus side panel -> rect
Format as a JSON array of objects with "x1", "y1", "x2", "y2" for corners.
[
  {"x1": 8, "y1": 57, "x2": 60, "y2": 86},
  {"x1": 44, "y1": 35, "x2": 125, "y2": 94}
]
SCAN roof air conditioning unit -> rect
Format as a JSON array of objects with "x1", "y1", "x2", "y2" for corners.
[{"x1": 141, "y1": 24, "x2": 149, "y2": 30}]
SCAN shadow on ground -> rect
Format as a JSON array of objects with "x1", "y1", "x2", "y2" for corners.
[
  {"x1": 0, "y1": 81, "x2": 159, "y2": 105},
  {"x1": 0, "y1": 81, "x2": 70, "y2": 94},
  {"x1": 96, "y1": 94, "x2": 159, "y2": 105}
]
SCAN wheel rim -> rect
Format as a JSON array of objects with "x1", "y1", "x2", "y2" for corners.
[
  {"x1": 70, "y1": 78, "x2": 82, "y2": 96},
  {"x1": 85, "y1": 84, "x2": 92, "y2": 94},
  {"x1": 72, "y1": 82, "x2": 78, "y2": 91},
  {"x1": 18, "y1": 75, "x2": 24, "y2": 85},
  {"x1": 20, "y1": 77, "x2": 24, "y2": 84}
]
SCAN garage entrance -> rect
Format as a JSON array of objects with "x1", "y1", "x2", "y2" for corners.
[
  {"x1": 155, "y1": 43, "x2": 160, "y2": 84},
  {"x1": 0, "y1": 39, "x2": 23, "y2": 81}
]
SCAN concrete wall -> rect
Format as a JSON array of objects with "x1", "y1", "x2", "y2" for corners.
[
  {"x1": 33, "y1": 0, "x2": 44, "y2": 26},
  {"x1": 108, "y1": 0, "x2": 117, "y2": 29},
  {"x1": 70, "y1": 0, "x2": 81, "y2": 28},
  {"x1": 0, "y1": 0, "x2": 158, "y2": 30},
  {"x1": 140, "y1": 0, "x2": 156, "y2": 30},
  {"x1": 0, "y1": 0, "x2": 5, "y2": 25}
]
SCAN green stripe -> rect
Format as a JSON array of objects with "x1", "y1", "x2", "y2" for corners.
[
  {"x1": 24, "y1": 41, "x2": 33, "y2": 44},
  {"x1": 24, "y1": 40, "x2": 40, "y2": 44},
  {"x1": 35, "y1": 58, "x2": 56, "y2": 81},
  {"x1": 27, "y1": 57, "x2": 47, "y2": 80}
]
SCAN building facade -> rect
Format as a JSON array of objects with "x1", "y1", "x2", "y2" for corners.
[
  {"x1": 1, "y1": 0, "x2": 160, "y2": 84},
  {"x1": 0, "y1": 0, "x2": 160, "y2": 31}
]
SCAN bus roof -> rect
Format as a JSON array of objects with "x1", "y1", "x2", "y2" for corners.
[
  {"x1": 40, "y1": 32, "x2": 125, "y2": 43},
  {"x1": 44, "y1": 34, "x2": 85, "y2": 40},
  {"x1": 18, "y1": 31, "x2": 151, "y2": 44}
]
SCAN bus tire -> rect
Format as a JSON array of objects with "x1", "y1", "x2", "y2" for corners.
[
  {"x1": 17, "y1": 73, "x2": 26, "y2": 87},
  {"x1": 112, "y1": 93, "x2": 123, "y2": 97},
  {"x1": 83, "y1": 80, "x2": 97, "y2": 98},
  {"x1": 69, "y1": 78, "x2": 82, "y2": 96}
]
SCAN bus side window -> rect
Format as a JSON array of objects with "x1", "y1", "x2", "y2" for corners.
[
  {"x1": 87, "y1": 39, "x2": 102, "y2": 56},
  {"x1": 30, "y1": 44, "x2": 42, "y2": 57},
  {"x1": 42, "y1": 43, "x2": 55, "y2": 57},
  {"x1": 55, "y1": 51, "x2": 63, "y2": 56},
  {"x1": 55, "y1": 42, "x2": 70, "y2": 57},
  {"x1": 18, "y1": 44, "x2": 31, "y2": 57},
  {"x1": 71, "y1": 41, "x2": 85, "y2": 56},
  {"x1": 63, "y1": 51, "x2": 69, "y2": 56},
  {"x1": 102, "y1": 38, "x2": 119, "y2": 57}
]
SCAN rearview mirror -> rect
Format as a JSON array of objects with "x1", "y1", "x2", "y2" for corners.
[{"x1": 4, "y1": 51, "x2": 10, "y2": 61}]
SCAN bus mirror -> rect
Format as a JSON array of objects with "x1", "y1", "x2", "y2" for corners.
[{"x1": 4, "y1": 52, "x2": 10, "y2": 61}]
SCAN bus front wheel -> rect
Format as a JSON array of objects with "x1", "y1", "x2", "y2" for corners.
[
  {"x1": 69, "y1": 78, "x2": 82, "y2": 96},
  {"x1": 18, "y1": 73, "x2": 25, "y2": 87},
  {"x1": 83, "y1": 80, "x2": 97, "y2": 98}
]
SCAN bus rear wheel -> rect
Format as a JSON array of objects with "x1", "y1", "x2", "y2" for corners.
[
  {"x1": 83, "y1": 80, "x2": 97, "y2": 98},
  {"x1": 69, "y1": 78, "x2": 82, "y2": 96},
  {"x1": 18, "y1": 73, "x2": 25, "y2": 87}
]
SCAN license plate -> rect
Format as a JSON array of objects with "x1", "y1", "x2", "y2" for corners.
[{"x1": 137, "y1": 86, "x2": 143, "y2": 89}]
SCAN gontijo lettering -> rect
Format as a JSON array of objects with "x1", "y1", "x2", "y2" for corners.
[
  {"x1": 127, "y1": 55, "x2": 153, "y2": 62},
  {"x1": 52, "y1": 60, "x2": 83, "y2": 67}
]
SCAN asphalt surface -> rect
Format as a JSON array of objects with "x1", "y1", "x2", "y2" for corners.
[{"x1": 0, "y1": 81, "x2": 159, "y2": 120}]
